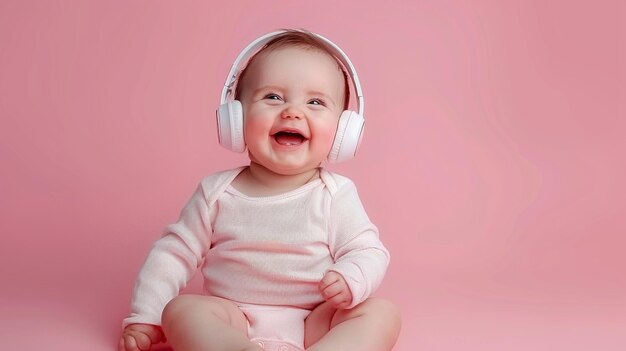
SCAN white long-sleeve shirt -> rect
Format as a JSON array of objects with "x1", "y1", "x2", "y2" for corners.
[{"x1": 123, "y1": 167, "x2": 389, "y2": 327}]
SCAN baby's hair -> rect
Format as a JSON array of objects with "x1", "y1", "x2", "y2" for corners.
[{"x1": 234, "y1": 29, "x2": 351, "y2": 110}]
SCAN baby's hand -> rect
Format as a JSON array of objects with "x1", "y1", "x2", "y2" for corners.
[
  {"x1": 119, "y1": 323, "x2": 165, "y2": 351},
  {"x1": 319, "y1": 271, "x2": 353, "y2": 310}
]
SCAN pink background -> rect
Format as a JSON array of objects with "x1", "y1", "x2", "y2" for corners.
[{"x1": 1, "y1": 1, "x2": 624, "y2": 350}]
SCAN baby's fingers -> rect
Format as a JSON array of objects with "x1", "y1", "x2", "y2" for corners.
[
  {"x1": 326, "y1": 289, "x2": 351, "y2": 309},
  {"x1": 320, "y1": 280, "x2": 344, "y2": 300},
  {"x1": 121, "y1": 332, "x2": 151, "y2": 351},
  {"x1": 120, "y1": 334, "x2": 138, "y2": 351},
  {"x1": 132, "y1": 331, "x2": 154, "y2": 350},
  {"x1": 320, "y1": 273, "x2": 338, "y2": 290}
]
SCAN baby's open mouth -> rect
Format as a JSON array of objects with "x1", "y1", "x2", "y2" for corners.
[{"x1": 273, "y1": 131, "x2": 307, "y2": 146}]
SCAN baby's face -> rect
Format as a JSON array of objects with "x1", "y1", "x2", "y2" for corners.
[{"x1": 239, "y1": 46, "x2": 345, "y2": 176}]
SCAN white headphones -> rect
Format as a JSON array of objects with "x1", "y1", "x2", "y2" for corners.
[{"x1": 216, "y1": 30, "x2": 365, "y2": 163}]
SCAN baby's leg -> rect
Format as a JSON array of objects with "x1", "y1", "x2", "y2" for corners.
[
  {"x1": 304, "y1": 298, "x2": 401, "y2": 351},
  {"x1": 161, "y1": 295, "x2": 262, "y2": 351}
]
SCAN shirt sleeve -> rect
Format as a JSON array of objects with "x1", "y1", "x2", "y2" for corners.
[
  {"x1": 327, "y1": 180, "x2": 390, "y2": 309},
  {"x1": 122, "y1": 183, "x2": 213, "y2": 328}
]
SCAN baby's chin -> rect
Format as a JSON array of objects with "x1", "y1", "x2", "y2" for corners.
[{"x1": 249, "y1": 157, "x2": 321, "y2": 177}]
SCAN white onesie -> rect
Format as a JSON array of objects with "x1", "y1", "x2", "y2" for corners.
[{"x1": 123, "y1": 166, "x2": 389, "y2": 349}]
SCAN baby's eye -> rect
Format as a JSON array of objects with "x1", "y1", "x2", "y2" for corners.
[
  {"x1": 264, "y1": 93, "x2": 282, "y2": 101},
  {"x1": 308, "y1": 98, "x2": 325, "y2": 106}
]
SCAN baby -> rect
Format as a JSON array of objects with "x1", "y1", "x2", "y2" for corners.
[{"x1": 119, "y1": 29, "x2": 401, "y2": 351}]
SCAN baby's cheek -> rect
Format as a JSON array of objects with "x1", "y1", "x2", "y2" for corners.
[
  {"x1": 243, "y1": 117, "x2": 267, "y2": 144},
  {"x1": 317, "y1": 122, "x2": 340, "y2": 148}
]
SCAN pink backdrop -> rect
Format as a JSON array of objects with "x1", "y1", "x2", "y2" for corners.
[{"x1": 1, "y1": 1, "x2": 624, "y2": 350}]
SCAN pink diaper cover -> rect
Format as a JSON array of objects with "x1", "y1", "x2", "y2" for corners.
[{"x1": 238, "y1": 303, "x2": 311, "y2": 351}]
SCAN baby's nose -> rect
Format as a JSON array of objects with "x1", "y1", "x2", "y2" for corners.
[{"x1": 281, "y1": 105, "x2": 303, "y2": 119}]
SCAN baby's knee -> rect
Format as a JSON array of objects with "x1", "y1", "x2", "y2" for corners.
[
  {"x1": 162, "y1": 295, "x2": 196, "y2": 326},
  {"x1": 162, "y1": 295, "x2": 244, "y2": 330},
  {"x1": 358, "y1": 298, "x2": 402, "y2": 330},
  {"x1": 162, "y1": 295, "x2": 215, "y2": 323},
  {"x1": 368, "y1": 298, "x2": 400, "y2": 315}
]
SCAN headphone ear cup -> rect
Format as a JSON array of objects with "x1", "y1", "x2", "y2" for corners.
[
  {"x1": 328, "y1": 110, "x2": 365, "y2": 163},
  {"x1": 216, "y1": 100, "x2": 246, "y2": 153}
]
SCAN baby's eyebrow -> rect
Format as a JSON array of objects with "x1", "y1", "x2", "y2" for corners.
[{"x1": 252, "y1": 85, "x2": 283, "y2": 96}]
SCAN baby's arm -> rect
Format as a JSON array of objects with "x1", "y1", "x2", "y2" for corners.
[
  {"x1": 122, "y1": 183, "x2": 214, "y2": 330},
  {"x1": 119, "y1": 324, "x2": 165, "y2": 351},
  {"x1": 327, "y1": 179, "x2": 390, "y2": 309}
]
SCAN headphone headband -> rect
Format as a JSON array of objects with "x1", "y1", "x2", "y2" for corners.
[{"x1": 220, "y1": 30, "x2": 365, "y2": 117}]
